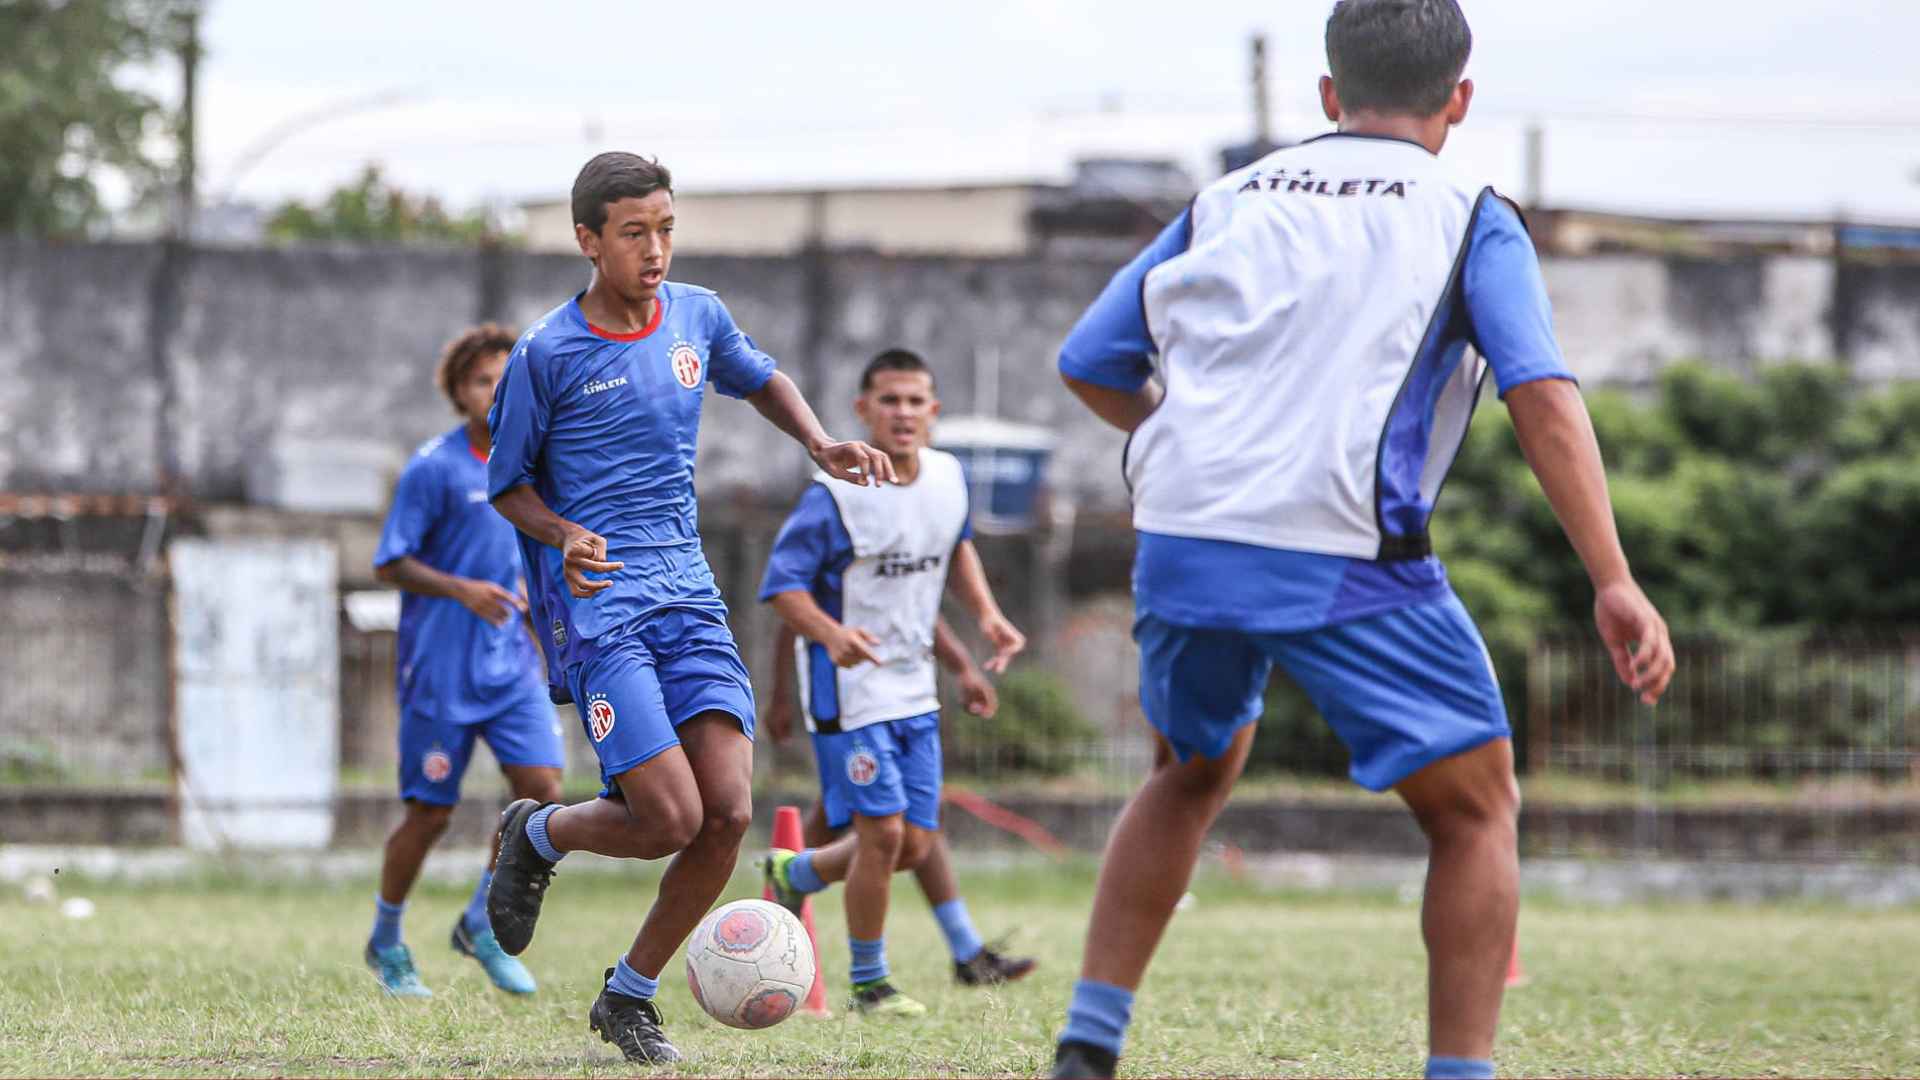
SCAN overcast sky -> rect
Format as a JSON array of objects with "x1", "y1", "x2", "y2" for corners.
[{"x1": 187, "y1": 0, "x2": 1919, "y2": 222}]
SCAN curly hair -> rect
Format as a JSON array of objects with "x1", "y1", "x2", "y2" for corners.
[{"x1": 435, "y1": 322, "x2": 517, "y2": 413}]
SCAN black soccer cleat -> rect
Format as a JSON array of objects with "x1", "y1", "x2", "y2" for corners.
[
  {"x1": 589, "y1": 968, "x2": 683, "y2": 1065},
  {"x1": 1051, "y1": 1039, "x2": 1119, "y2": 1079},
  {"x1": 955, "y1": 941, "x2": 1038, "y2": 986},
  {"x1": 487, "y1": 798, "x2": 557, "y2": 957}
]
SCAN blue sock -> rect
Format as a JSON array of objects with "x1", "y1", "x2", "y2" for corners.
[
  {"x1": 1426, "y1": 1056, "x2": 1495, "y2": 1079},
  {"x1": 607, "y1": 957, "x2": 659, "y2": 1001},
  {"x1": 788, "y1": 850, "x2": 827, "y2": 894},
  {"x1": 1060, "y1": 978, "x2": 1134, "y2": 1057},
  {"x1": 849, "y1": 935, "x2": 888, "y2": 985},
  {"x1": 932, "y1": 898, "x2": 984, "y2": 963},
  {"x1": 526, "y1": 805, "x2": 565, "y2": 864},
  {"x1": 369, "y1": 896, "x2": 405, "y2": 952},
  {"x1": 461, "y1": 871, "x2": 492, "y2": 934}
]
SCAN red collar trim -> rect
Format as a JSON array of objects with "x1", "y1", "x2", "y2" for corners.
[
  {"x1": 468, "y1": 442, "x2": 489, "y2": 464},
  {"x1": 585, "y1": 296, "x2": 666, "y2": 341}
]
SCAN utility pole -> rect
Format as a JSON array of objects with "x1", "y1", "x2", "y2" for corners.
[
  {"x1": 1523, "y1": 122, "x2": 1545, "y2": 211},
  {"x1": 1251, "y1": 33, "x2": 1272, "y2": 146},
  {"x1": 174, "y1": 3, "x2": 200, "y2": 241}
]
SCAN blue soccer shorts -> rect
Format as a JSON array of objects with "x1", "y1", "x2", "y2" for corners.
[
  {"x1": 811, "y1": 711, "x2": 943, "y2": 832},
  {"x1": 1136, "y1": 592, "x2": 1510, "y2": 791},
  {"x1": 563, "y1": 606, "x2": 756, "y2": 797},
  {"x1": 398, "y1": 682, "x2": 565, "y2": 806}
]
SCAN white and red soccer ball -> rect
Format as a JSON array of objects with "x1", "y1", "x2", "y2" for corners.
[{"x1": 685, "y1": 898, "x2": 816, "y2": 1029}]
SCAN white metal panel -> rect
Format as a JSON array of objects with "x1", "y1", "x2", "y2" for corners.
[{"x1": 171, "y1": 539, "x2": 338, "y2": 850}]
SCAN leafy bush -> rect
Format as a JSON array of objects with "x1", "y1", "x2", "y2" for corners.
[
  {"x1": 1245, "y1": 362, "x2": 1920, "y2": 775},
  {"x1": 944, "y1": 669, "x2": 1101, "y2": 777}
]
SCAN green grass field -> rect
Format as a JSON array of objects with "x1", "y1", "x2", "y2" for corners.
[{"x1": 5, "y1": 859, "x2": 1917, "y2": 1077}]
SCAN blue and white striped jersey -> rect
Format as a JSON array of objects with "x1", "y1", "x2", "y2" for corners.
[{"x1": 1061, "y1": 132, "x2": 1575, "y2": 632}]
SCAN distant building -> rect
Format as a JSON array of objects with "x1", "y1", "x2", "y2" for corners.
[{"x1": 518, "y1": 158, "x2": 1195, "y2": 258}]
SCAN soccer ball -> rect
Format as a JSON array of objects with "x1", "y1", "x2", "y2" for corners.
[{"x1": 685, "y1": 898, "x2": 816, "y2": 1029}]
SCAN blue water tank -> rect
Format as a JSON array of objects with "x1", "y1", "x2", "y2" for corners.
[{"x1": 933, "y1": 416, "x2": 1058, "y2": 534}]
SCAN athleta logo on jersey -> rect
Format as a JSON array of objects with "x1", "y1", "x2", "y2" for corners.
[
  {"x1": 587, "y1": 694, "x2": 616, "y2": 742},
  {"x1": 583, "y1": 375, "x2": 630, "y2": 396},
  {"x1": 874, "y1": 551, "x2": 942, "y2": 578},
  {"x1": 669, "y1": 342, "x2": 702, "y2": 389},
  {"x1": 1236, "y1": 168, "x2": 1414, "y2": 199}
]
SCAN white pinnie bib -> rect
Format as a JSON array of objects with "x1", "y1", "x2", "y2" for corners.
[{"x1": 797, "y1": 447, "x2": 970, "y2": 732}]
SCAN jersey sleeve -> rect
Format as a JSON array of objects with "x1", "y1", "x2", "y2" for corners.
[
  {"x1": 1057, "y1": 207, "x2": 1194, "y2": 391},
  {"x1": 757, "y1": 484, "x2": 853, "y2": 600},
  {"x1": 373, "y1": 457, "x2": 441, "y2": 569},
  {"x1": 486, "y1": 345, "x2": 551, "y2": 499},
  {"x1": 705, "y1": 296, "x2": 777, "y2": 399},
  {"x1": 1463, "y1": 196, "x2": 1577, "y2": 398}
]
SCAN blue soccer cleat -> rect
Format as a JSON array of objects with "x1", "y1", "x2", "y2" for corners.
[
  {"x1": 451, "y1": 917, "x2": 537, "y2": 995},
  {"x1": 364, "y1": 941, "x2": 432, "y2": 998}
]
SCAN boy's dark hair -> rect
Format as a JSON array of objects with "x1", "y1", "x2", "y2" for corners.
[
  {"x1": 436, "y1": 322, "x2": 517, "y2": 412},
  {"x1": 1325, "y1": 0, "x2": 1472, "y2": 116},
  {"x1": 860, "y1": 348, "x2": 935, "y2": 392},
  {"x1": 571, "y1": 152, "x2": 673, "y2": 233}
]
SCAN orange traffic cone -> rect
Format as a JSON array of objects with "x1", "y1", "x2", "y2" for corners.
[
  {"x1": 1504, "y1": 939, "x2": 1528, "y2": 988},
  {"x1": 767, "y1": 805, "x2": 832, "y2": 1017}
]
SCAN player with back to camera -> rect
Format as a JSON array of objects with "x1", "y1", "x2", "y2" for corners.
[
  {"x1": 757, "y1": 349, "x2": 1032, "y2": 1016},
  {"x1": 1047, "y1": 2, "x2": 1675, "y2": 1077},
  {"x1": 482, "y1": 152, "x2": 893, "y2": 1065},
  {"x1": 365, "y1": 323, "x2": 564, "y2": 999}
]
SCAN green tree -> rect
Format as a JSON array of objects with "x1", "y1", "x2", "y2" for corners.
[
  {"x1": 263, "y1": 164, "x2": 497, "y2": 247},
  {"x1": 0, "y1": 0, "x2": 192, "y2": 235}
]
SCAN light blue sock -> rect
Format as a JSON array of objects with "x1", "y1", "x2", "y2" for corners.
[
  {"x1": 607, "y1": 957, "x2": 659, "y2": 1001},
  {"x1": 1426, "y1": 1056, "x2": 1495, "y2": 1079},
  {"x1": 849, "y1": 935, "x2": 888, "y2": 985},
  {"x1": 788, "y1": 850, "x2": 827, "y2": 894},
  {"x1": 1060, "y1": 978, "x2": 1134, "y2": 1057},
  {"x1": 526, "y1": 805, "x2": 565, "y2": 863},
  {"x1": 932, "y1": 898, "x2": 984, "y2": 963},
  {"x1": 369, "y1": 896, "x2": 405, "y2": 952},
  {"x1": 461, "y1": 871, "x2": 492, "y2": 934}
]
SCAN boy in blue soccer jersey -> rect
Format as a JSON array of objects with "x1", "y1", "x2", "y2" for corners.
[
  {"x1": 1047, "y1": 3, "x2": 1676, "y2": 1078},
  {"x1": 366, "y1": 323, "x2": 565, "y2": 999},
  {"x1": 756, "y1": 350, "x2": 1029, "y2": 1017},
  {"x1": 482, "y1": 152, "x2": 894, "y2": 1065}
]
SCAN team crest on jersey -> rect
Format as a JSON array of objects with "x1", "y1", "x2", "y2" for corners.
[
  {"x1": 669, "y1": 342, "x2": 702, "y2": 389},
  {"x1": 845, "y1": 748, "x2": 879, "y2": 787},
  {"x1": 583, "y1": 687, "x2": 614, "y2": 737},
  {"x1": 422, "y1": 749, "x2": 453, "y2": 783},
  {"x1": 587, "y1": 695, "x2": 617, "y2": 742}
]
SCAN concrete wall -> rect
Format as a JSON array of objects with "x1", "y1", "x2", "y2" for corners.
[
  {"x1": 3, "y1": 238, "x2": 1916, "y2": 512},
  {"x1": 0, "y1": 572, "x2": 172, "y2": 780}
]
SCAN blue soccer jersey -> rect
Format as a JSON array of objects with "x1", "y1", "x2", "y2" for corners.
[
  {"x1": 1061, "y1": 133, "x2": 1577, "y2": 634},
  {"x1": 374, "y1": 425, "x2": 545, "y2": 721},
  {"x1": 487, "y1": 283, "x2": 776, "y2": 684}
]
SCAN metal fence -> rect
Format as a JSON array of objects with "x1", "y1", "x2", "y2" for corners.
[
  {"x1": 1521, "y1": 633, "x2": 1920, "y2": 860},
  {"x1": 8, "y1": 588, "x2": 1919, "y2": 861}
]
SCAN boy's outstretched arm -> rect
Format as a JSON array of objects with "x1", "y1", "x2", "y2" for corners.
[
  {"x1": 747, "y1": 371, "x2": 896, "y2": 486},
  {"x1": 1505, "y1": 378, "x2": 1674, "y2": 704}
]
